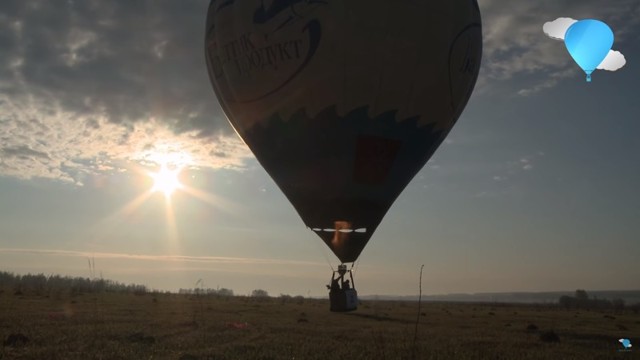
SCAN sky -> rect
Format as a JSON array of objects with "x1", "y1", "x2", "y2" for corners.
[{"x1": 1, "y1": 0, "x2": 639, "y2": 297}]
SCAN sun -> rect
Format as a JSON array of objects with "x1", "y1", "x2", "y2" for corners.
[{"x1": 150, "y1": 164, "x2": 183, "y2": 198}]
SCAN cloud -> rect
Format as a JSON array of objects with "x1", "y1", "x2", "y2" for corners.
[
  {"x1": 543, "y1": 17, "x2": 578, "y2": 40},
  {"x1": 496, "y1": 153, "x2": 542, "y2": 179},
  {"x1": 0, "y1": 1, "x2": 223, "y2": 131},
  {"x1": 468, "y1": 151, "x2": 544, "y2": 199},
  {"x1": 597, "y1": 50, "x2": 626, "y2": 71},
  {"x1": 474, "y1": 2, "x2": 578, "y2": 94},
  {"x1": 1, "y1": 145, "x2": 50, "y2": 160},
  {"x1": 1, "y1": 0, "x2": 638, "y2": 184},
  {"x1": 517, "y1": 68, "x2": 575, "y2": 96},
  {"x1": 0, "y1": 95, "x2": 251, "y2": 184},
  {"x1": 0, "y1": 0, "x2": 253, "y2": 183},
  {"x1": 518, "y1": 157, "x2": 534, "y2": 171}
]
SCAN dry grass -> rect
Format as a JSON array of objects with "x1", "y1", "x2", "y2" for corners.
[{"x1": 1, "y1": 291, "x2": 638, "y2": 359}]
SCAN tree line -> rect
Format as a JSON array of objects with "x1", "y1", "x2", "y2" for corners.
[
  {"x1": 0, "y1": 271, "x2": 300, "y2": 301},
  {"x1": 0, "y1": 271, "x2": 148, "y2": 296},
  {"x1": 178, "y1": 287, "x2": 235, "y2": 297},
  {"x1": 558, "y1": 289, "x2": 637, "y2": 312}
]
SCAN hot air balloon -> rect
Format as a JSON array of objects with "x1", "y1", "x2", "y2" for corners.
[{"x1": 205, "y1": 0, "x2": 482, "y2": 311}]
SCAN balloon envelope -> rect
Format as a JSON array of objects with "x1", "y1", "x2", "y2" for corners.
[
  {"x1": 564, "y1": 19, "x2": 614, "y2": 81},
  {"x1": 205, "y1": 0, "x2": 482, "y2": 263}
]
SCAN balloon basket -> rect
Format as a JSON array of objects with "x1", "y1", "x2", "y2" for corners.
[
  {"x1": 327, "y1": 265, "x2": 358, "y2": 312},
  {"x1": 330, "y1": 289, "x2": 358, "y2": 312}
]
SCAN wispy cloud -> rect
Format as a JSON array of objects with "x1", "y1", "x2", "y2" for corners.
[
  {"x1": 510, "y1": 152, "x2": 543, "y2": 172},
  {"x1": 0, "y1": 248, "x2": 323, "y2": 267},
  {"x1": 516, "y1": 68, "x2": 575, "y2": 96},
  {"x1": 471, "y1": 152, "x2": 545, "y2": 198}
]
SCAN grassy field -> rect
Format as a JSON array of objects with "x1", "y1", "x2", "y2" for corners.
[{"x1": 1, "y1": 290, "x2": 638, "y2": 359}]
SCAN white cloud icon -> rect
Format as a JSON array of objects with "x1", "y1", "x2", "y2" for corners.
[
  {"x1": 597, "y1": 50, "x2": 626, "y2": 71},
  {"x1": 543, "y1": 17, "x2": 577, "y2": 40}
]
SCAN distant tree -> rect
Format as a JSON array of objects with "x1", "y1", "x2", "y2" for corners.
[
  {"x1": 575, "y1": 289, "x2": 589, "y2": 301},
  {"x1": 558, "y1": 289, "x2": 627, "y2": 311},
  {"x1": 573, "y1": 290, "x2": 590, "y2": 309},
  {"x1": 251, "y1": 289, "x2": 269, "y2": 298},
  {"x1": 216, "y1": 288, "x2": 234, "y2": 297},
  {"x1": 558, "y1": 295, "x2": 574, "y2": 309}
]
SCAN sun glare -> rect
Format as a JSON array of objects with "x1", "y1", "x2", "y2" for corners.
[{"x1": 150, "y1": 164, "x2": 183, "y2": 198}]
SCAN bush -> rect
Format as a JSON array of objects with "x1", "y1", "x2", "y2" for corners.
[
  {"x1": 539, "y1": 330, "x2": 560, "y2": 343},
  {"x1": 279, "y1": 294, "x2": 292, "y2": 304}
]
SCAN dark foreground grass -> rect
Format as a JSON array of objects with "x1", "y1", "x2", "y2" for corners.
[{"x1": 1, "y1": 291, "x2": 638, "y2": 359}]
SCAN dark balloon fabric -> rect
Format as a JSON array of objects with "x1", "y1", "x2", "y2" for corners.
[{"x1": 206, "y1": 0, "x2": 482, "y2": 263}]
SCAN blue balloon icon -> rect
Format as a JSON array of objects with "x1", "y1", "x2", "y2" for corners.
[{"x1": 564, "y1": 19, "x2": 614, "y2": 82}]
